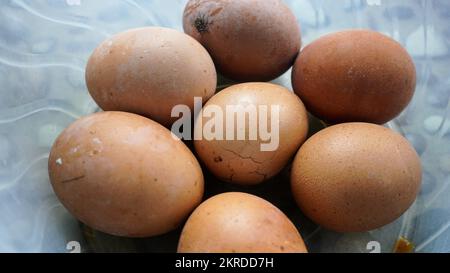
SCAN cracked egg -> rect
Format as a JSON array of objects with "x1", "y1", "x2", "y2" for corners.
[{"x1": 193, "y1": 82, "x2": 309, "y2": 186}]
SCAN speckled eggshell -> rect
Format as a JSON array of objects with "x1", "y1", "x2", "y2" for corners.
[
  {"x1": 48, "y1": 112, "x2": 204, "y2": 238},
  {"x1": 86, "y1": 27, "x2": 217, "y2": 127},
  {"x1": 291, "y1": 123, "x2": 422, "y2": 233},
  {"x1": 177, "y1": 192, "x2": 308, "y2": 253},
  {"x1": 183, "y1": 0, "x2": 301, "y2": 82},
  {"x1": 194, "y1": 82, "x2": 309, "y2": 186},
  {"x1": 292, "y1": 30, "x2": 417, "y2": 124}
]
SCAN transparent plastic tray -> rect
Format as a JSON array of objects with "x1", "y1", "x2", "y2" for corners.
[{"x1": 1, "y1": 0, "x2": 449, "y2": 253}]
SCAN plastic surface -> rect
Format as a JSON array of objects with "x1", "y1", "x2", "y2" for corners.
[{"x1": 0, "y1": 0, "x2": 449, "y2": 253}]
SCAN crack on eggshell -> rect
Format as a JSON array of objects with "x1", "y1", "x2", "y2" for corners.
[
  {"x1": 223, "y1": 148, "x2": 264, "y2": 164},
  {"x1": 210, "y1": 7, "x2": 223, "y2": 17},
  {"x1": 61, "y1": 175, "x2": 86, "y2": 184},
  {"x1": 228, "y1": 173, "x2": 235, "y2": 183},
  {"x1": 250, "y1": 169, "x2": 268, "y2": 182},
  {"x1": 220, "y1": 146, "x2": 282, "y2": 183}
]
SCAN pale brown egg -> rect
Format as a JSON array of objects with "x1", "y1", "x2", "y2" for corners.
[
  {"x1": 292, "y1": 30, "x2": 416, "y2": 124},
  {"x1": 183, "y1": 0, "x2": 301, "y2": 81},
  {"x1": 291, "y1": 123, "x2": 422, "y2": 233},
  {"x1": 48, "y1": 112, "x2": 204, "y2": 238},
  {"x1": 177, "y1": 192, "x2": 308, "y2": 253},
  {"x1": 85, "y1": 27, "x2": 217, "y2": 127},
  {"x1": 194, "y1": 82, "x2": 309, "y2": 186}
]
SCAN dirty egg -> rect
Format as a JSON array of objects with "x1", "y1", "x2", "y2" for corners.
[
  {"x1": 183, "y1": 0, "x2": 301, "y2": 81},
  {"x1": 48, "y1": 111, "x2": 204, "y2": 238}
]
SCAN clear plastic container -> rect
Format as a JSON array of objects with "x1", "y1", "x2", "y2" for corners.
[{"x1": 0, "y1": 0, "x2": 449, "y2": 253}]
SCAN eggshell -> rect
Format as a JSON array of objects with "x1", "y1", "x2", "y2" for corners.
[
  {"x1": 291, "y1": 123, "x2": 422, "y2": 232},
  {"x1": 194, "y1": 82, "x2": 309, "y2": 186},
  {"x1": 86, "y1": 27, "x2": 217, "y2": 127},
  {"x1": 48, "y1": 112, "x2": 204, "y2": 237},
  {"x1": 183, "y1": 0, "x2": 301, "y2": 81},
  {"x1": 292, "y1": 30, "x2": 417, "y2": 124},
  {"x1": 177, "y1": 192, "x2": 308, "y2": 253}
]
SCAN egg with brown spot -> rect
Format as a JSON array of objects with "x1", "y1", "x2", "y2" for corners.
[
  {"x1": 183, "y1": 0, "x2": 301, "y2": 81},
  {"x1": 291, "y1": 123, "x2": 422, "y2": 233},
  {"x1": 48, "y1": 112, "x2": 204, "y2": 238},
  {"x1": 86, "y1": 27, "x2": 217, "y2": 127},
  {"x1": 177, "y1": 192, "x2": 308, "y2": 253},
  {"x1": 194, "y1": 82, "x2": 309, "y2": 186},
  {"x1": 292, "y1": 30, "x2": 416, "y2": 124}
]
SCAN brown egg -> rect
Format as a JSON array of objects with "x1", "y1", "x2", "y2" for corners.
[
  {"x1": 85, "y1": 27, "x2": 217, "y2": 127},
  {"x1": 48, "y1": 112, "x2": 204, "y2": 238},
  {"x1": 291, "y1": 123, "x2": 422, "y2": 233},
  {"x1": 183, "y1": 0, "x2": 301, "y2": 81},
  {"x1": 178, "y1": 192, "x2": 308, "y2": 253},
  {"x1": 292, "y1": 30, "x2": 416, "y2": 124},
  {"x1": 194, "y1": 82, "x2": 309, "y2": 186}
]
